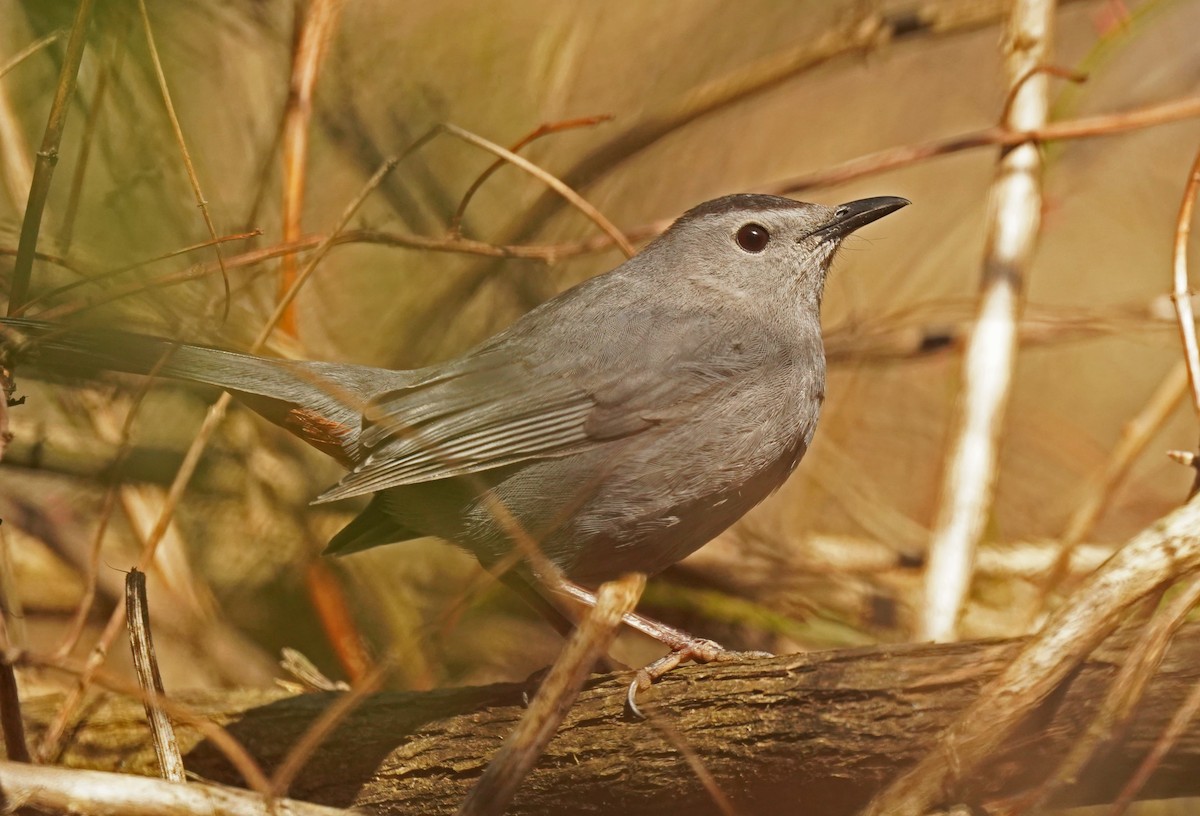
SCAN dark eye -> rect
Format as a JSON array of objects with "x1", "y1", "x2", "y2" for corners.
[{"x1": 735, "y1": 223, "x2": 769, "y2": 253}]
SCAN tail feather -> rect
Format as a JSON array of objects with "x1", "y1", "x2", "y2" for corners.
[
  {"x1": 324, "y1": 493, "x2": 420, "y2": 555},
  {"x1": 1, "y1": 317, "x2": 394, "y2": 462}
]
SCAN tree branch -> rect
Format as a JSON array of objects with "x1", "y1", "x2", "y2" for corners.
[{"x1": 19, "y1": 622, "x2": 1200, "y2": 816}]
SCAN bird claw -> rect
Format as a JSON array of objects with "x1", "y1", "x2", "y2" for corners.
[
  {"x1": 520, "y1": 665, "x2": 551, "y2": 708},
  {"x1": 623, "y1": 638, "x2": 772, "y2": 719}
]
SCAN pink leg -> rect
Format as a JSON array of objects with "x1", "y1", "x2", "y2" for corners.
[{"x1": 552, "y1": 578, "x2": 772, "y2": 718}]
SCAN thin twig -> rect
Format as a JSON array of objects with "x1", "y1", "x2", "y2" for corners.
[
  {"x1": 766, "y1": 94, "x2": 1200, "y2": 196},
  {"x1": 640, "y1": 711, "x2": 741, "y2": 816},
  {"x1": 0, "y1": 565, "x2": 29, "y2": 763},
  {"x1": 1169, "y1": 139, "x2": 1200, "y2": 498},
  {"x1": 278, "y1": 0, "x2": 346, "y2": 336},
  {"x1": 1029, "y1": 362, "x2": 1189, "y2": 626},
  {"x1": 134, "y1": 0, "x2": 231, "y2": 319},
  {"x1": 0, "y1": 655, "x2": 27, "y2": 763},
  {"x1": 25, "y1": 230, "x2": 261, "y2": 313},
  {"x1": 1108, "y1": 661, "x2": 1200, "y2": 816},
  {"x1": 864, "y1": 491, "x2": 1200, "y2": 816},
  {"x1": 441, "y1": 123, "x2": 635, "y2": 258},
  {"x1": 1028, "y1": 573, "x2": 1200, "y2": 811},
  {"x1": 125, "y1": 568, "x2": 186, "y2": 782},
  {"x1": 279, "y1": 647, "x2": 350, "y2": 692},
  {"x1": 37, "y1": 395, "x2": 232, "y2": 761},
  {"x1": 0, "y1": 29, "x2": 62, "y2": 82},
  {"x1": 33, "y1": 89, "x2": 1200, "y2": 324},
  {"x1": 450, "y1": 114, "x2": 614, "y2": 235},
  {"x1": 23, "y1": 650, "x2": 272, "y2": 792},
  {"x1": 7, "y1": 0, "x2": 95, "y2": 315},
  {"x1": 58, "y1": 5, "x2": 129, "y2": 252},
  {"x1": 0, "y1": 29, "x2": 63, "y2": 211},
  {"x1": 0, "y1": 759, "x2": 356, "y2": 816},
  {"x1": 0, "y1": 364, "x2": 12, "y2": 467},
  {"x1": 457, "y1": 573, "x2": 645, "y2": 816},
  {"x1": 999, "y1": 64, "x2": 1087, "y2": 123},
  {"x1": 302, "y1": 560, "x2": 373, "y2": 683},
  {"x1": 258, "y1": 156, "x2": 399, "y2": 345},
  {"x1": 501, "y1": 0, "x2": 1085, "y2": 243},
  {"x1": 53, "y1": 477, "x2": 119, "y2": 659},
  {"x1": 30, "y1": 322, "x2": 201, "y2": 668},
  {"x1": 51, "y1": 344, "x2": 199, "y2": 661},
  {"x1": 919, "y1": 0, "x2": 1056, "y2": 643},
  {"x1": 1170, "y1": 141, "x2": 1200, "y2": 414},
  {"x1": 36, "y1": 157, "x2": 400, "y2": 760},
  {"x1": 268, "y1": 660, "x2": 387, "y2": 800}
]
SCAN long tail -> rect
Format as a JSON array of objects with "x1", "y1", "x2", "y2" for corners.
[{"x1": 1, "y1": 317, "x2": 388, "y2": 464}]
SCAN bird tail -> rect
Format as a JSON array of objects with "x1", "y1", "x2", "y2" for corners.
[{"x1": 1, "y1": 316, "x2": 378, "y2": 463}]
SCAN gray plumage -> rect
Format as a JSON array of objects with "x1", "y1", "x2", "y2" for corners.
[{"x1": 2, "y1": 193, "x2": 907, "y2": 585}]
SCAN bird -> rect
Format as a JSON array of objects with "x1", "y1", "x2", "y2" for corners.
[{"x1": 1, "y1": 192, "x2": 908, "y2": 710}]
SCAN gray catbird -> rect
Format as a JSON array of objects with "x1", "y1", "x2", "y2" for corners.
[{"x1": 1, "y1": 193, "x2": 907, "y2": 705}]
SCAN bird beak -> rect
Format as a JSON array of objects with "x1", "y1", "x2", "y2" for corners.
[{"x1": 810, "y1": 196, "x2": 910, "y2": 241}]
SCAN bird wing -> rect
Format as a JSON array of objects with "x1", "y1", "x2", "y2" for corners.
[
  {"x1": 313, "y1": 315, "x2": 769, "y2": 504},
  {"x1": 313, "y1": 347, "x2": 629, "y2": 502}
]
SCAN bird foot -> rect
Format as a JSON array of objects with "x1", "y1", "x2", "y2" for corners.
[
  {"x1": 520, "y1": 665, "x2": 551, "y2": 708},
  {"x1": 624, "y1": 638, "x2": 772, "y2": 719}
]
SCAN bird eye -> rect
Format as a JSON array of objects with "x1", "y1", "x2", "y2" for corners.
[{"x1": 735, "y1": 223, "x2": 769, "y2": 253}]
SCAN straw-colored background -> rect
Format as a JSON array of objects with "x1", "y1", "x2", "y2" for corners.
[{"x1": 3, "y1": 0, "x2": 1199, "y2": 714}]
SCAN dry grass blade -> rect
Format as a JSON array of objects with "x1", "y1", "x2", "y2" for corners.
[
  {"x1": 7, "y1": 0, "x2": 95, "y2": 316},
  {"x1": 502, "y1": 0, "x2": 1092, "y2": 243},
  {"x1": 36, "y1": 154, "x2": 400, "y2": 758},
  {"x1": 59, "y1": 4, "x2": 130, "y2": 252},
  {"x1": 1168, "y1": 139, "x2": 1200, "y2": 498},
  {"x1": 640, "y1": 712, "x2": 740, "y2": 816},
  {"x1": 1170, "y1": 141, "x2": 1200, "y2": 414},
  {"x1": 1025, "y1": 573, "x2": 1200, "y2": 812},
  {"x1": 26, "y1": 230, "x2": 262, "y2": 313},
  {"x1": 0, "y1": 29, "x2": 62, "y2": 82},
  {"x1": 279, "y1": 0, "x2": 346, "y2": 337},
  {"x1": 269, "y1": 659, "x2": 386, "y2": 800},
  {"x1": 23, "y1": 650, "x2": 272, "y2": 792},
  {"x1": 1029, "y1": 361, "x2": 1189, "y2": 626},
  {"x1": 919, "y1": 0, "x2": 1055, "y2": 643},
  {"x1": 52, "y1": 354, "x2": 190, "y2": 661},
  {"x1": 29, "y1": 91, "x2": 1200, "y2": 323},
  {"x1": 125, "y1": 568, "x2": 186, "y2": 782},
  {"x1": 441, "y1": 123, "x2": 635, "y2": 258},
  {"x1": 450, "y1": 114, "x2": 614, "y2": 234},
  {"x1": 0, "y1": 29, "x2": 63, "y2": 209},
  {"x1": 0, "y1": 656, "x2": 27, "y2": 763},
  {"x1": 0, "y1": 566, "x2": 29, "y2": 763},
  {"x1": 303, "y1": 560, "x2": 373, "y2": 683},
  {"x1": 0, "y1": 759, "x2": 358, "y2": 816},
  {"x1": 257, "y1": 155, "x2": 399, "y2": 348},
  {"x1": 36, "y1": 395, "x2": 232, "y2": 762},
  {"x1": 134, "y1": 0, "x2": 231, "y2": 320},
  {"x1": 864, "y1": 491, "x2": 1200, "y2": 816},
  {"x1": 456, "y1": 573, "x2": 645, "y2": 816},
  {"x1": 1108, "y1": 667, "x2": 1200, "y2": 816}
]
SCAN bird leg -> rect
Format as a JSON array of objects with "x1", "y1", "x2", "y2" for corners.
[
  {"x1": 502, "y1": 573, "x2": 771, "y2": 716},
  {"x1": 551, "y1": 578, "x2": 772, "y2": 719},
  {"x1": 499, "y1": 571, "x2": 578, "y2": 638}
]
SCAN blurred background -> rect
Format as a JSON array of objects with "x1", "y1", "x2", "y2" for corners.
[{"x1": 2, "y1": 0, "x2": 1200, "y2": 710}]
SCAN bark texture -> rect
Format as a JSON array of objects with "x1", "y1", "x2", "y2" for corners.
[{"x1": 20, "y1": 624, "x2": 1200, "y2": 815}]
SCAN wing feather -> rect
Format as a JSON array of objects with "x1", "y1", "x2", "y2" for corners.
[
  {"x1": 315, "y1": 353, "x2": 605, "y2": 502},
  {"x1": 314, "y1": 309, "x2": 776, "y2": 504}
]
